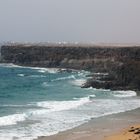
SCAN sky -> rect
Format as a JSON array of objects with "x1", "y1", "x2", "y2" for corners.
[{"x1": 0, "y1": 0, "x2": 140, "y2": 43}]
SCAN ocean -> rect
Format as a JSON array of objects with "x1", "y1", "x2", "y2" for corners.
[{"x1": 0, "y1": 64, "x2": 140, "y2": 140}]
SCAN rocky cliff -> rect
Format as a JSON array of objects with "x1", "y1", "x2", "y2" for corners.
[{"x1": 1, "y1": 44, "x2": 140, "y2": 91}]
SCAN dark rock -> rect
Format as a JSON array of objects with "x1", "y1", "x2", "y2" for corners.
[
  {"x1": 134, "y1": 131, "x2": 140, "y2": 134},
  {"x1": 128, "y1": 129, "x2": 135, "y2": 132}
]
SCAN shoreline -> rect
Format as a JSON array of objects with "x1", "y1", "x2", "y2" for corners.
[
  {"x1": 0, "y1": 64, "x2": 139, "y2": 140},
  {"x1": 36, "y1": 108, "x2": 140, "y2": 140}
]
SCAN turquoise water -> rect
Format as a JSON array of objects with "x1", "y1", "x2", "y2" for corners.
[{"x1": 0, "y1": 64, "x2": 140, "y2": 140}]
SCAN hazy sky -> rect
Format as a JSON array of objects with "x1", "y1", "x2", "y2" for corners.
[{"x1": 0, "y1": 0, "x2": 140, "y2": 43}]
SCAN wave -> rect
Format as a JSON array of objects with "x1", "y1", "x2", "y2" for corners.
[
  {"x1": 0, "y1": 94, "x2": 139, "y2": 128},
  {"x1": 1, "y1": 97, "x2": 140, "y2": 140},
  {"x1": 17, "y1": 73, "x2": 46, "y2": 78},
  {"x1": 0, "y1": 63, "x2": 59, "y2": 74},
  {"x1": 1, "y1": 104, "x2": 28, "y2": 107},
  {"x1": 0, "y1": 63, "x2": 23, "y2": 68},
  {"x1": 1, "y1": 103, "x2": 35, "y2": 108},
  {"x1": 88, "y1": 94, "x2": 96, "y2": 99},
  {"x1": 37, "y1": 68, "x2": 59, "y2": 74},
  {"x1": 85, "y1": 87, "x2": 111, "y2": 92},
  {"x1": 4, "y1": 99, "x2": 140, "y2": 134},
  {"x1": 0, "y1": 114, "x2": 27, "y2": 126},
  {"x1": 91, "y1": 99, "x2": 140, "y2": 118},
  {"x1": 0, "y1": 96, "x2": 91, "y2": 127},
  {"x1": 37, "y1": 97, "x2": 91, "y2": 112},
  {"x1": 42, "y1": 82, "x2": 51, "y2": 87},
  {"x1": 70, "y1": 79, "x2": 86, "y2": 86},
  {"x1": 113, "y1": 90, "x2": 137, "y2": 98},
  {"x1": 51, "y1": 75, "x2": 76, "y2": 82},
  {"x1": 17, "y1": 74, "x2": 25, "y2": 77},
  {"x1": 93, "y1": 72, "x2": 109, "y2": 76},
  {"x1": 28, "y1": 75, "x2": 46, "y2": 78}
]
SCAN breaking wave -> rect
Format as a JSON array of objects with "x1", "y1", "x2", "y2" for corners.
[
  {"x1": 113, "y1": 90, "x2": 137, "y2": 98},
  {"x1": 0, "y1": 114, "x2": 27, "y2": 126},
  {"x1": 70, "y1": 79, "x2": 86, "y2": 86},
  {"x1": 37, "y1": 97, "x2": 91, "y2": 112},
  {"x1": 51, "y1": 75, "x2": 76, "y2": 82}
]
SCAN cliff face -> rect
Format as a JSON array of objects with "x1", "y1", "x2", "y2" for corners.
[
  {"x1": 1, "y1": 45, "x2": 140, "y2": 70},
  {"x1": 1, "y1": 44, "x2": 140, "y2": 90}
]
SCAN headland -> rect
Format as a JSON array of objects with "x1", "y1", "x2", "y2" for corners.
[{"x1": 0, "y1": 43, "x2": 140, "y2": 91}]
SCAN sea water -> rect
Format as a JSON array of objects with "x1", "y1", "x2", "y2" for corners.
[{"x1": 0, "y1": 64, "x2": 140, "y2": 140}]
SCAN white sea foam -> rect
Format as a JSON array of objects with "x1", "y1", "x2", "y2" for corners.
[
  {"x1": 42, "y1": 82, "x2": 49, "y2": 87},
  {"x1": 0, "y1": 111, "x2": 89, "y2": 140},
  {"x1": 0, "y1": 114, "x2": 27, "y2": 126},
  {"x1": 1, "y1": 104, "x2": 32, "y2": 107},
  {"x1": 93, "y1": 72, "x2": 109, "y2": 76},
  {"x1": 85, "y1": 87, "x2": 111, "y2": 92},
  {"x1": 113, "y1": 90, "x2": 137, "y2": 98},
  {"x1": 88, "y1": 94, "x2": 96, "y2": 99},
  {"x1": 70, "y1": 79, "x2": 86, "y2": 86},
  {"x1": 0, "y1": 63, "x2": 59, "y2": 74},
  {"x1": 28, "y1": 75, "x2": 46, "y2": 78},
  {"x1": 37, "y1": 68, "x2": 59, "y2": 74},
  {"x1": 85, "y1": 87, "x2": 94, "y2": 90},
  {"x1": 77, "y1": 72, "x2": 85, "y2": 76},
  {"x1": 17, "y1": 74, "x2": 25, "y2": 77},
  {"x1": 1, "y1": 98, "x2": 140, "y2": 140},
  {"x1": 51, "y1": 75, "x2": 76, "y2": 82},
  {"x1": 0, "y1": 63, "x2": 23, "y2": 68},
  {"x1": 37, "y1": 97, "x2": 90, "y2": 112},
  {"x1": 90, "y1": 99, "x2": 140, "y2": 117},
  {"x1": 18, "y1": 74, "x2": 46, "y2": 78}
]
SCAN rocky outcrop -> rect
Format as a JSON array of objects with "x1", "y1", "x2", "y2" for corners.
[{"x1": 1, "y1": 44, "x2": 140, "y2": 90}]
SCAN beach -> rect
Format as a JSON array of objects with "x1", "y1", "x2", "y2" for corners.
[
  {"x1": 0, "y1": 64, "x2": 140, "y2": 140},
  {"x1": 37, "y1": 108, "x2": 140, "y2": 140},
  {"x1": 105, "y1": 125, "x2": 140, "y2": 140}
]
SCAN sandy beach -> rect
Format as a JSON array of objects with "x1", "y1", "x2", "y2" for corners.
[
  {"x1": 36, "y1": 108, "x2": 140, "y2": 140},
  {"x1": 105, "y1": 125, "x2": 140, "y2": 140}
]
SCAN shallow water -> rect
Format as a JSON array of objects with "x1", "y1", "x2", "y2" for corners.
[{"x1": 0, "y1": 64, "x2": 140, "y2": 140}]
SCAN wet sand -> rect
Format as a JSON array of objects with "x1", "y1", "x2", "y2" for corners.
[{"x1": 36, "y1": 108, "x2": 140, "y2": 140}]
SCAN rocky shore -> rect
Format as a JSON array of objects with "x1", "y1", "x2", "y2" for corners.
[{"x1": 0, "y1": 43, "x2": 140, "y2": 91}]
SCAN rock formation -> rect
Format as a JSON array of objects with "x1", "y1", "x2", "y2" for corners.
[{"x1": 0, "y1": 43, "x2": 140, "y2": 91}]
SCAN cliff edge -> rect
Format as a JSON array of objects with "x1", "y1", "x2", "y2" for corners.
[{"x1": 1, "y1": 44, "x2": 140, "y2": 91}]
